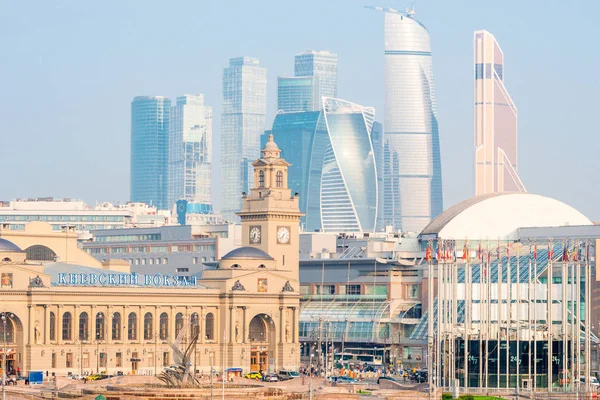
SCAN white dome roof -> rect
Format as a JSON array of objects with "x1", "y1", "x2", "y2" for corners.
[{"x1": 421, "y1": 193, "x2": 592, "y2": 240}]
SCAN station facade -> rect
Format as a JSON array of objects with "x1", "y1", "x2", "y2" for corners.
[{"x1": 0, "y1": 136, "x2": 301, "y2": 377}]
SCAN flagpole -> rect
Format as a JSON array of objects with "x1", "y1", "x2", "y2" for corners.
[
  {"x1": 506, "y1": 241, "x2": 510, "y2": 390},
  {"x1": 516, "y1": 241, "x2": 521, "y2": 395},
  {"x1": 533, "y1": 242, "x2": 538, "y2": 397},
  {"x1": 427, "y1": 240, "x2": 434, "y2": 400},
  {"x1": 437, "y1": 240, "x2": 443, "y2": 391},
  {"x1": 478, "y1": 241, "x2": 483, "y2": 389},
  {"x1": 497, "y1": 239, "x2": 502, "y2": 390},
  {"x1": 585, "y1": 240, "x2": 591, "y2": 396},
  {"x1": 547, "y1": 239, "x2": 553, "y2": 394},
  {"x1": 562, "y1": 241, "x2": 567, "y2": 393},
  {"x1": 527, "y1": 243, "x2": 532, "y2": 393}
]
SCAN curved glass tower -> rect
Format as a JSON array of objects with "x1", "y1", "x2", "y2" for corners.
[
  {"x1": 320, "y1": 98, "x2": 378, "y2": 233},
  {"x1": 369, "y1": 7, "x2": 443, "y2": 233}
]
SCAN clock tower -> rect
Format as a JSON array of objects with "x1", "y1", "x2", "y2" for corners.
[{"x1": 237, "y1": 134, "x2": 303, "y2": 280}]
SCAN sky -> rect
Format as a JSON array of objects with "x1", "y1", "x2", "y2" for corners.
[{"x1": 1, "y1": 0, "x2": 599, "y2": 220}]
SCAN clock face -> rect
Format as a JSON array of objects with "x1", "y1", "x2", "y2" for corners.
[
  {"x1": 249, "y1": 226, "x2": 261, "y2": 244},
  {"x1": 277, "y1": 226, "x2": 290, "y2": 244}
]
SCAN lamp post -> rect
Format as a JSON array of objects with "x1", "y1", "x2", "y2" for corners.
[
  {"x1": 96, "y1": 332, "x2": 101, "y2": 373},
  {"x1": 309, "y1": 352, "x2": 314, "y2": 400},
  {"x1": 2, "y1": 312, "x2": 14, "y2": 400}
]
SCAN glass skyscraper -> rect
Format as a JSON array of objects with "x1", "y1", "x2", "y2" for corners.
[
  {"x1": 277, "y1": 76, "x2": 320, "y2": 112},
  {"x1": 168, "y1": 94, "x2": 213, "y2": 208},
  {"x1": 130, "y1": 96, "x2": 171, "y2": 210},
  {"x1": 294, "y1": 50, "x2": 338, "y2": 101},
  {"x1": 266, "y1": 98, "x2": 379, "y2": 233},
  {"x1": 221, "y1": 57, "x2": 267, "y2": 221},
  {"x1": 474, "y1": 30, "x2": 525, "y2": 195},
  {"x1": 369, "y1": 7, "x2": 443, "y2": 233}
]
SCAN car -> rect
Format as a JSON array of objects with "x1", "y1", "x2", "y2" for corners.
[
  {"x1": 414, "y1": 371, "x2": 428, "y2": 383},
  {"x1": 277, "y1": 370, "x2": 299, "y2": 381},
  {"x1": 244, "y1": 372, "x2": 262, "y2": 380},
  {"x1": 377, "y1": 376, "x2": 397, "y2": 384},
  {"x1": 264, "y1": 373, "x2": 279, "y2": 382},
  {"x1": 580, "y1": 376, "x2": 600, "y2": 387}
]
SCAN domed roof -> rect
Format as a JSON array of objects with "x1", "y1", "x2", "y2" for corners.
[
  {"x1": 420, "y1": 192, "x2": 592, "y2": 240},
  {"x1": 221, "y1": 246, "x2": 274, "y2": 261},
  {"x1": 0, "y1": 238, "x2": 22, "y2": 253},
  {"x1": 263, "y1": 134, "x2": 280, "y2": 152}
]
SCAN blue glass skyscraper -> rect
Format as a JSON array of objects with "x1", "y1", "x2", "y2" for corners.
[
  {"x1": 294, "y1": 50, "x2": 338, "y2": 100},
  {"x1": 277, "y1": 76, "x2": 320, "y2": 112},
  {"x1": 130, "y1": 96, "x2": 171, "y2": 210},
  {"x1": 221, "y1": 57, "x2": 267, "y2": 221},
  {"x1": 368, "y1": 7, "x2": 443, "y2": 233}
]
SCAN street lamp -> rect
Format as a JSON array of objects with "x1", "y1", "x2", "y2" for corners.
[
  {"x1": 2, "y1": 312, "x2": 14, "y2": 400},
  {"x1": 309, "y1": 353, "x2": 314, "y2": 400}
]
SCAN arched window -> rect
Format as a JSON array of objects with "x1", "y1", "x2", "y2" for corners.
[
  {"x1": 259, "y1": 170, "x2": 265, "y2": 187},
  {"x1": 159, "y1": 312, "x2": 169, "y2": 340},
  {"x1": 190, "y1": 313, "x2": 199, "y2": 339},
  {"x1": 49, "y1": 312, "x2": 56, "y2": 341},
  {"x1": 25, "y1": 245, "x2": 57, "y2": 261},
  {"x1": 95, "y1": 312, "x2": 105, "y2": 341},
  {"x1": 175, "y1": 313, "x2": 184, "y2": 338},
  {"x1": 128, "y1": 313, "x2": 137, "y2": 341},
  {"x1": 205, "y1": 313, "x2": 214, "y2": 340},
  {"x1": 144, "y1": 312, "x2": 153, "y2": 340},
  {"x1": 112, "y1": 312, "x2": 121, "y2": 341},
  {"x1": 0, "y1": 317, "x2": 14, "y2": 343},
  {"x1": 249, "y1": 316, "x2": 267, "y2": 342},
  {"x1": 78, "y1": 312, "x2": 89, "y2": 341},
  {"x1": 1, "y1": 257, "x2": 11, "y2": 262},
  {"x1": 62, "y1": 312, "x2": 72, "y2": 341},
  {"x1": 276, "y1": 171, "x2": 283, "y2": 188},
  {"x1": 231, "y1": 264, "x2": 240, "y2": 269},
  {"x1": 258, "y1": 264, "x2": 266, "y2": 269}
]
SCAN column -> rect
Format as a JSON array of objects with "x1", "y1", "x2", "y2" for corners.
[
  {"x1": 107, "y1": 306, "x2": 113, "y2": 345},
  {"x1": 292, "y1": 307, "x2": 299, "y2": 343},
  {"x1": 27, "y1": 304, "x2": 32, "y2": 345},
  {"x1": 169, "y1": 306, "x2": 175, "y2": 342},
  {"x1": 199, "y1": 307, "x2": 205, "y2": 344},
  {"x1": 137, "y1": 306, "x2": 143, "y2": 342},
  {"x1": 242, "y1": 307, "x2": 247, "y2": 344},
  {"x1": 74, "y1": 305, "x2": 81, "y2": 342},
  {"x1": 57, "y1": 305, "x2": 63, "y2": 345},
  {"x1": 229, "y1": 306, "x2": 235, "y2": 344},
  {"x1": 279, "y1": 307, "x2": 284, "y2": 344},
  {"x1": 44, "y1": 305, "x2": 49, "y2": 345},
  {"x1": 122, "y1": 305, "x2": 128, "y2": 343}
]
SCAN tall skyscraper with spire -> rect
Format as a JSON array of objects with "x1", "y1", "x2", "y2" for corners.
[
  {"x1": 221, "y1": 57, "x2": 267, "y2": 222},
  {"x1": 367, "y1": 6, "x2": 443, "y2": 233},
  {"x1": 474, "y1": 30, "x2": 525, "y2": 195}
]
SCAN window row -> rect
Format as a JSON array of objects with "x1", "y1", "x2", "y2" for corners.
[{"x1": 48, "y1": 311, "x2": 215, "y2": 342}]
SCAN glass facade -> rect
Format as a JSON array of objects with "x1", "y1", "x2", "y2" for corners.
[
  {"x1": 168, "y1": 94, "x2": 212, "y2": 208},
  {"x1": 474, "y1": 30, "x2": 524, "y2": 195},
  {"x1": 130, "y1": 96, "x2": 171, "y2": 210},
  {"x1": 267, "y1": 98, "x2": 379, "y2": 233},
  {"x1": 294, "y1": 50, "x2": 338, "y2": 104},
  {"x1": 221, "y1": 57, "x2": 267, "y2": 221},
  {"x1": 382, "y1": 12, "x2": 443, "y2": 233},
  {"x1": 277, "y1": 76, "x2": 319, "y2": 112},
  {"x1": 321, "y1": 98, "x2": 378, "y2": 233}
]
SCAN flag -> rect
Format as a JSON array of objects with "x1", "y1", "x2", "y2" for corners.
[
  {"x1": 425, "y1": 244, "x2": 432, "y2": 261},
  {"x1": 548, "y1": 245, "x2": 554, "y2": 260},
  {"x1": 462, "y1": 243, "x2": 469, "y2": 260},
  {"x1": 437, "y1": 244, "x2": 441, "y2": 261},
  {"x1": 533, "y1": 243, "x2": 537, "y2": 260},
  {"x1": 562, "y1": 244, "x2": 569, "y2": 262}
]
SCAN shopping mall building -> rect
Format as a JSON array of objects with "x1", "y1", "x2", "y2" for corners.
[{"x1": 0, "y1": 136, "x2": 302, "y2": 376}]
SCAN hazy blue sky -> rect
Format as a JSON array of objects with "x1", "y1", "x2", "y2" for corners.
[{"x1": 1, "y1": 0, "x2": 598, "y2": 220}]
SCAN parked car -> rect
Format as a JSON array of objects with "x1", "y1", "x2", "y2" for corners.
[
  {"x1": 377, "y1": 376, "x2": 397, "y2": 384},
  {"x1": 414, "y1": 371, "x2": 428, "y2": 383},
  {"x1": 264, "y1": 373, "x2": 279, "y2": 382},
  {"x1": 277, "y1": 370, "x2": 299, "y2": 381},
  {"x1": 244, "y1": 372, "x2": 262, "y2": 380},
  {"x1": 580, "y1": 375, "x2": 600, "y2": 387}
]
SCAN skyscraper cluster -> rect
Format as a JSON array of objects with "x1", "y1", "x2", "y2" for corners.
[{"x1": 129, "y1": 9, "x2": 523, "y2": 234}]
